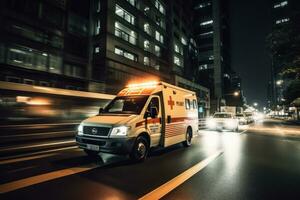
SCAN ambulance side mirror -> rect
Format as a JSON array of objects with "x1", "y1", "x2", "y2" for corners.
[
  {"x1": 99, "y1": 107, "x2": 104, "y2": 114},
  {"x1": 150, "y1": 107, "x2": 158, "y2": 118}
]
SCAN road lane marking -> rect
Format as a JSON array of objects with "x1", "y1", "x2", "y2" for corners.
[
  {"x1": 0, "y1": 163, "x2": 98, "y2": 193},
  {"x1": 239, "y1": 129, "x2": 248, "y2": 135},
  {"x1": 139, "y1": 150, "x2": 223, "y2": 200},
  {"x1": 0, "y1": 146, "x2": 79, "y2": 165}
]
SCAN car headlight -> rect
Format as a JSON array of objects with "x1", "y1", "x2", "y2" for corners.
[
  {"x1": 206, "y1": 119, "x2": 216, "y2": 128},
  {"x1": 78, "y1": 124, "x2": 83, "y2": 135},
  {"x1": 110, "y1": 126, "x2": 130, "y2": 138},
  {"x1": 225, "y1": 120, "x2": 236, "y2": 128}
]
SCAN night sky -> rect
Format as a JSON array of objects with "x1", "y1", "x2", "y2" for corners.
[{"x1": 229, "y1": 0, "x2": 272, "y2": 108}]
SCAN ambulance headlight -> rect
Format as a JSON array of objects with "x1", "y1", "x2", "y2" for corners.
[
  {"x1": 110, "y1": 126, "x2": 130, "y2": 138},
  {"x1": 206, "y1": 119, "x2": 216, "y2": 128},
  {"x1": 77, "y1": 124, "x2": 83, "y2": 135}
]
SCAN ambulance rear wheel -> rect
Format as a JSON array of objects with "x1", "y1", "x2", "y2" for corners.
[
  {"x1": 183, "y1": 128, "x2": 192, "y2": 147},
  {"x1": 130, "y1": 136, "x2": 149, "y2": 162}
]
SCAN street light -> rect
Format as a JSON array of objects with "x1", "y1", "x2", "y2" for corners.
[
  {"x1": 217, "y1": 91, "x2": 240, "y2": 111},
  {"x1": 253, "y1": 102, "x2": 258, "y2": 107},
  {"x1": 276, "y1": 80, "x2": 283, "y2": 86}
]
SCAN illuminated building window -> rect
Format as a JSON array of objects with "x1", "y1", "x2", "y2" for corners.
[
  {"x1": 115, "y1": 22, "x2": 137, "y2": 45},
  {"x1": 114, "y1": 47, "x2": 138, "y2": 62},
  {"x1": 194, "y1": 2, "x2": 211, "y2": 9},
  {"x1": 144, "y1": 57, "x2": 150, "y2": 66},
  {"x1": 200, "y1": 20, "x2": 213, "y2": 26},
  {"x1": 49, "y1": 55, "x2": 62, "y2": 74},
  {"x1": 144, "y1": 40, "x2": 150, "y2": 51},
  {"x1": 174, "y1": 56, "x2": 182, "y2": 66},
  {"x1": 181, "y1": 37, "x2": 187, "y2": 45},
  {"x1": 95, "y1": 20, "x2": 100, "y2": 35},
  {"x1": 276, "y1": 18, "x2": 290, "y2": 24},
  {"x1": 199, "y1": 31, "x2": 213, "y2": 36},
  {"x1": 274, "y1": 1, "x2": 288, "y2": 8},
  {"x1": 199, "y1": 64, "x2": 208, "y2": 70},
  {"x1": 115, "y1": 5, "x2": 135, "y2": 25},
  {"x1": 144, "y1": 23, "x2": 151, "y2": 35},
  {"x1": 174, "y1": 43, "x2": 183, "y2": 55},
  {"x1": 144, "y1": 7, "x2": 150, "y2": 15},
  {"x1": 95, "y1": 46, "x2": 100, "y2": 53},
  {"x1": 126, "y1": 0, "x2": 136, "y2": 7},
  {"x1": 155, "y1": 0, "x2": 165, "y2": 15},
  {"x1": 155, "y1": 31, "x2": 164, "y2": 43},
  {"x1": 155, "y1": 45, "x2": 161, "y2": 57},
  {"x1": 96, "y1": 0, "x2": 100, "y2": 12}
]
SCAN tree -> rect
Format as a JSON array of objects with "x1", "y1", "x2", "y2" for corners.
[{"x1": 283, "y1": 79, "x2": 300, "y2": 105}]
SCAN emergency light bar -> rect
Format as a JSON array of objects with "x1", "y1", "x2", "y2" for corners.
[{"x1": 127, "y1": 81, "x2": 160, "y2": 88}]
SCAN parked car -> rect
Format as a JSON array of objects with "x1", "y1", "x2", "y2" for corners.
[
  {"x1": 206, "y1": 112, "x2": 239, "y2": 132},
  {"x1": 245, "y1": 112, "x2": 254, "y2": 123},
  {"x1": 236, "y1": 113, "x2": 248, "y2": 125}
]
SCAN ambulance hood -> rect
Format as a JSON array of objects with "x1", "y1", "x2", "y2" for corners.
[{"x1": 82, "y1": 114, "x2": 137, "y2": 126}]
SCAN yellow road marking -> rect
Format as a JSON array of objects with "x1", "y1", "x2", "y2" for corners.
[
  {"x1": 0, "y1": 163, "x2": 98, "y2": 193},
  {"x1": 139, "y1": 150, "x2": 223, "y2": 200}
]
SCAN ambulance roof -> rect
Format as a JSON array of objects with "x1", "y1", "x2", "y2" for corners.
[{"x1": 117, "y1": 81, "x2": 196, "y2": 96}]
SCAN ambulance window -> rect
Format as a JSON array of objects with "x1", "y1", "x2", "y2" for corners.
[
  {"x1": 193, "y1": 99, "x2": 197, "y2": 109},
  {"x1": 148, "y1": 97, "x2": 159, "y2": 113},
  {"x1": 185, "y1": 99, "x2": 190, "y2": 110}
]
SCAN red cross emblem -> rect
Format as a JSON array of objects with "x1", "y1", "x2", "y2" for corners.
[{"x1": 168, "y1": 96, "x2": 175, "y2": 110}]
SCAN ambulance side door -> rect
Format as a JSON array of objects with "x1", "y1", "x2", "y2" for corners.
[{"x1": 145, "y1": 95, "x2": 162, "y2": 146}]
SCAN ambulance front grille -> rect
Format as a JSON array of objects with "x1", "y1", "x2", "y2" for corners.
[{"x1": 83, "y1": 126, "x2": 111, "y2": 137}]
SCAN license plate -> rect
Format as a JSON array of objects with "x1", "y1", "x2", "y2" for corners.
[{"x1": 86, "y1": 144, "x2": 99, "y2": 151}]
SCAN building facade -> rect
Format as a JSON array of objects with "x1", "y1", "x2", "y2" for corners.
[
  {"x1": 270, "y1": 0, "x2": 300, "y2": 108},
  {"x1": 0, "y1": 0, "x2": 210, "y2": 116},
  {"x1": 193, "y1": 0, "x2": 233, "y2": 113}
]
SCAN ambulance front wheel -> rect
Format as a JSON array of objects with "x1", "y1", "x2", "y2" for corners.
[
  {"x1": 183, "y1": 127, "x2": 192, "y2": 147},
  {"x1": 130, "y1": 136, "x2": 149, "y2": 162}
]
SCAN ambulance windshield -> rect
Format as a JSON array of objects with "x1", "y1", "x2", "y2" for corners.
[{"x1": 102, "y1": 95, "x2": 149, "y2": 114}]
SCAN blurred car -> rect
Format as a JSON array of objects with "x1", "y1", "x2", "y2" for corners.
[
  {"x1": 236, "y1": 113, "x2": 248, "y2": 125},
  {"x1": 206, "y1": 112, "x2": 239, "y2": 132},
  {"x1": 245, "y1": 112, "x2": 254, "y2": 123}
]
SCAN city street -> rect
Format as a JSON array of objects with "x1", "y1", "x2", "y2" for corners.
[{"x1": 1, "y1": 119, "x2": 300, "y2": 200}]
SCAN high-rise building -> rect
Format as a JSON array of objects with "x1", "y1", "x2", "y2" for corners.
[
  {"x1": 0, "y1": 0, "x2": 91, "y2": 90},
  {"x1": 270, "y1": 0, "x2": 300, "y2": 106},
  {"x1": 0, "y1": 0, "x2": 210, "y2": 116},
  {"x1": 193, "y1": 0, "x2": 232, "y2": 112}
]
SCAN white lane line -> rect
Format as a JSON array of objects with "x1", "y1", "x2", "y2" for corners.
[
  {"x1": 0, "y1": 146, "x2": 79, "y2": 165},
  {"x1": 139, "y1": 150, "x2": 223, "y2": 200},
  {"x1": 239, "y1": 129, "x2": 248, "y2": 135},
  {"x1": 0, "y1": 163, "x2": 98, "y2": 193}
]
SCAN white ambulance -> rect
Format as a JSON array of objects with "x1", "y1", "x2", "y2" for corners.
[{"x1": 76, "y1": 81, "x2": 198, "y2": 161}]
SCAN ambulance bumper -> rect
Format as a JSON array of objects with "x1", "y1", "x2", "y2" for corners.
[{"x1": 76, "y1": 135, "x2": 136, "y2": 154}]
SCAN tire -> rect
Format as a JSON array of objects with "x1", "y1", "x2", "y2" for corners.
[
  {"x1": 130, "y1": 136, "x2": 149, "y2": 162},
  {"x1": 84, "y1": 149, "x2": 99, "y2": 158},
  {"x1": 234, "y1": 126, "x2": 239, "y2": 132},
  {"x1": 183, "y1": 128, "x2": 192, "y2": 147}
]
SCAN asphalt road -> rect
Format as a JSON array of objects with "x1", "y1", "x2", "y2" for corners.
[{"x1": 1, "y1": 119, "x2": 300, "y2": 200}]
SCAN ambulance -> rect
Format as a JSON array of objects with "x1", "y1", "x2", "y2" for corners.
[{"x1": 76, "y1": 81, "x2": 198, "y2": 161}]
